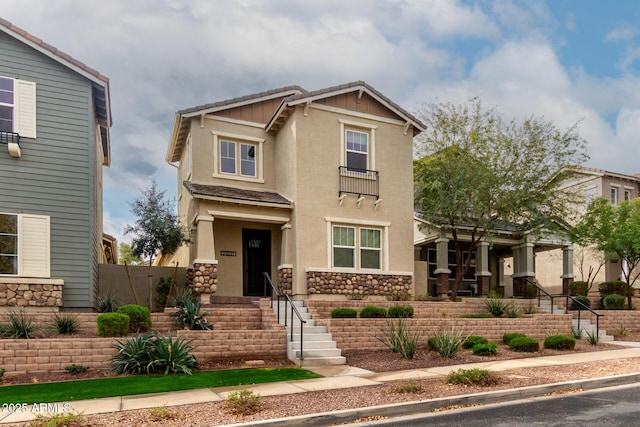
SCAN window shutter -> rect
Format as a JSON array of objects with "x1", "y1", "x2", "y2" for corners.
[
  {"x1": 15, "y1": 79, "x2": 36, "y2": 138},
  {"x1": 19, "y1": 214, "x2": 50, "y2": 277}
]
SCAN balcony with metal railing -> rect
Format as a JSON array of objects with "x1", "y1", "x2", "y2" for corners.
[{"x1": 338, "y1": 166, "x2": 379, "y2": 199}]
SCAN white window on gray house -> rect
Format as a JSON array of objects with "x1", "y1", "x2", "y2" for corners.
[
  {"x1": 220, "y1": 140, "x2": 236, "y2": 174},
  {"x1": 0, "y1": 77, "x2": 14, "y2": 133},
  {"x1": 611, "y1": 187, "x2": 618, "y2": 205},
  {"x1": 360, "y1": 228, "x2": 381, "y2": 269},
  {"x1": 0, "y1": 213, "x2": 18, "y2": 274},
  {"x1": 240, "y1": 143, "x2": 256, "y2": 177},
  {"x1": 0, "y1": 76, "x2": 36, "y2": 138},
  {"x1": 625, "y1": 190, "x2": 631, "y2": 201},
  {"x1": 346, "y1": 129, "x2": 368, "y2": 171},
  {"x1": 333, "y1": 226, "x2": 355, "y2": 268}
]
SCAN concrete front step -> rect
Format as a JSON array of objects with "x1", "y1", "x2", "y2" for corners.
[
  {"x1": 296, "y1": 355, "x2": 347, "y2": 367},
  {"x1": 289, "y1": 340, "x2": 337, "y2": 350},
  {"x1": 572, "y1": 319, "x2": 614, "y2": 342}
]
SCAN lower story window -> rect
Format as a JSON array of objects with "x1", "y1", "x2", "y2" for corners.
[
  {"x1": 332, "y1": 225, "x2": 381, "y2": 269},
  {"x1": 0, "y1": 213, "x2": 17, "y2": 274}
]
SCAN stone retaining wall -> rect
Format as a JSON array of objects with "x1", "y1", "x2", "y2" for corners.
[
  {"x1": 187, "y1": 263, "x2": 218, "y2": 294},
  {"x1": 0, "y1": 282, "x2": 63, "y2": 308},
  {"x1": 307, "y1": 271, "x2": 412, "y2": 296}
]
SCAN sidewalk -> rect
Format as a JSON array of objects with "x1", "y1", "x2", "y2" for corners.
[{"x1": 2, "y1": 342, "x2": 640, "y2": 425}]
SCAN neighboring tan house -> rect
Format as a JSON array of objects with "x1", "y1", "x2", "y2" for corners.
[
  {"x1": 536, "y1": 166, "x2": 640, "y2": 292},
  {"x1": 164, "y1": 81, "x2": 424, "y2": 302},
  {"x1": 0, "y1": 19, "x2": 112, "y2": 309}
]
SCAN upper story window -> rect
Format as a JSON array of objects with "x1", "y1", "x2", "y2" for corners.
[
  {"x1": 0, "y1": 77, "x2": 14, "y2": 133},
  {"x1": 339, "y1": 119, "x2": 376, "y2": 172},
  {"x1": 212, "y1": 131, "x2": 264, "y2": 182},
  {"x1": 0, "y1": 212, "x2": 49, "y2": 277},
  {"x1": 611, "y1": 187, "x2": 618, "y2": 205},
  {"x1": 0, "y1": 76, "x2": 36, "y2": 138},
  {"x1": 346, "y1": 130, "x2": 368, "y2": 171}
]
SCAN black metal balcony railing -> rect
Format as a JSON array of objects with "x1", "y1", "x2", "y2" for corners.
[
  {"x1": 0, "y1": 131, "x2": 20, "y2": 145},
  {"x1": 338, "y1": 166, "x2": 379, "y2": 199}
]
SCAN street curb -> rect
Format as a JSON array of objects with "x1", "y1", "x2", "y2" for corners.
[{"x1": 220, "y1": 372, "x2": 640, "y2": 427}]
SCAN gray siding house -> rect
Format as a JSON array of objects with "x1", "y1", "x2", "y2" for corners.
[{"x1": 0, "y1": 19, "x2": 112, "y2": 308}]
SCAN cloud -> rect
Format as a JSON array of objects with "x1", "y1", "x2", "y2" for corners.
[{"x1": 606, "y1": 23, "x2": 637, "y2": 42}]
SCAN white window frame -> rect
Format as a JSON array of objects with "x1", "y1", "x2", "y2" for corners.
[
  {"x1": 339, "y1": 119, "x2": 376, "y2": 171},
  {"x1": 0, "y1": 76, "x2": 36, "y2": 138},
  {"x1": 0, "y1": 76, "x2": 14, "y2": 134},
  {"x1": 624, "y1": 190, "x2": 632, "y2": 201},
  {"x1": 0, "y1": 213, "x2": 18, "y2": 275},
  {"x1": 611, "y1": 187, "x2": 618, "y2": 205},
  {"x1": 332, "y1": 226, "x2": 355, "y2": 268},
  {"x1": 360, "y1": 227, "x2": 381, "y2": 269},
  {"x1": 212, "y1": 131, "x2": 264, "y2": 182},
  {"x1": 0, "y1": 212, "x2": 50, "y2": 278},
  {"x1": 326, "y1": 217, "x2": 389, "y2": 271}
]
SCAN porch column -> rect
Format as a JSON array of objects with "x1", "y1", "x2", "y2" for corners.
[
  {"x1": 513, "y1": 243, "x2": 535, "y2": 297},
  {"x1": 278, "y1": 223, "x2": 293, "y2": 295},
  {"x1": 561, "y1": 244, "x2": 575, "y2": 294},
  {"x1": 191, "y1": 215, "x2": 218, "y2": 304},
  {"x1": 475, "y1": 240, "x2": 491, "y2": 296},
  {"x1": 434, "y1": 237, "x2": 451, "y2": 297}
]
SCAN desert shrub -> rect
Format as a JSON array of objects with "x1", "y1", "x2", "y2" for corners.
[
  {"x1": 97, "y1": 313, "x2": 130, "y2": 337},
  {"x1": 148, "y1": 406, "x2": 179, "y2": 422},
  {"x1": 331, "y1": 307, "x2": 357, "y2": 318},
  {"x1": 172, "y1": 288, "x2": 199, "y2": 308},
  {"x1": 170, "y1": 300, "x2": 212, "y2": 330},
  {"x1": 504, "y1": 303, "x2": 522, "y2": 318},
  {"x1": 94, "y1": 291, "x2": 120, "y2": 313},
  {"x1": 571, "y1": 327, "x2": 583, "y2": 339},
  {"x1": 569, "y1": 281, "x2": 589, "y2": 296},
  {"x1": 52, "y1": 312, "x2": 79, "y2": 335},
  {"x1": 117, "y1": 304, "x2": 151, "y2": 332},
  {"x1": 544, "y1": 334, "x2": 576, "y2": 350},
  {"x1": 155, "y1": 276, "x2": 173, "y2": 310},
  {"x1": 502, "y1": 332, "x2": 527, "y2": 344},
  {"x1": 585, "y1": 329, "x2": 601, "y2": 346},
  {"x1": 524, "y1": 283, "x2": 539, "y2": 299},
  {"x1": 599, "y1": 280, "x2": 629, "y2": 298},
  {"x1": 603, "y1": 293, "x2": 626, "y2": 310},
  {"x1": 390, "y1": 380, "x2": 423, "y2": 394},
  {"x1": 65, "y1": 364, "x2": 88, "y2": 374},
  {"x1": 570, "y1": 295, "x2": 591, "y2": 310},
  {"x1": 385, "y1": 291, "x2": 412, "y2": 301},
  {"x1": 462, "y1": 313, "x2": 492, "y2": 318},
  {"x1": 508, "y1": 336, "x2": 539, "y2": 352},
  {"x1": 462, "y1": 335, "x2": 488, "y2": 349},
  {"x1": 413, "y1": 293, "x2": 432, "y2": 301},
  {"x1": 345, "y1": 292, "x2": 369, "y2": 300},
  {"x1": 379, "y1": 317, "x2": 420, "y2": 359},
  {"x1": 360, "y1": 306, "x2": 387, "y2": 318},
  {"x1": 388, "y1": 305, "x2": 414, "y2": 318},
  {"x1": 484, "y1": 297, "x2": 508, "y2": 317},
  {"x1": 0, "y1": 368, "x2": 5, "y2": 381},
  {"x1": 428, "y1": 327, "x2": 464, "y2": 358},
  {"x1": 224, "y1": 389, "x2": 262, "y2": 416},
  {"x1": 488, "y1": 288, "x2": 504, "y2": 298},
  {"x1": 445, "y1": 368, "x2": 500, "y2": 386},
  {"x1": 472, "y1": 343, "x2": 498, "y2": 356},
  {"x1": 112, "y1": 332, "x2": 197, "y2": 375},
  {"x1": 4, "y1": 310, "x2": 36, "y2": 339},
  {"x1": 29, "y1": 412, "x2": 83, "y2": 427}
]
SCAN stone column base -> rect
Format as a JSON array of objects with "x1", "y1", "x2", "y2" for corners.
[
  {"x1": 562, "y1": 277, "x2": 574, "y2": 295},
  {"x1": 435, "y1": 273, "x2": 450, "y2": 298},
  {"x1": 512, "y1": 276, "x2": 534, "y2": 297},
  {"x1": 476, "y1": 275, "x2": 490, "y2": 296},
  {"x1": 278, "y1": 267, "x2": 293, "y2": 295},
  {"x1": 188, "y1": 262, "x2": 218, "y2": 296}
]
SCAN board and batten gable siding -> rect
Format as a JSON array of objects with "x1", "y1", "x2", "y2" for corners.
[{"x1": 0, "y1": 30, "x2": 100, "y2": 307}]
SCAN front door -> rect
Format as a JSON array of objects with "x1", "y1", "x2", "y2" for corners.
[{"x1": 242, "y1": 228, "x2": 271, "y2": 296}]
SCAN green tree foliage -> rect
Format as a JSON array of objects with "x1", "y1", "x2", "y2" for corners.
[
  {"x1": 571, "y1": 198, "x2": 640, "y2": 309},
  {"x1": 414, "y1": 98, "x2": 588, "y2": 299},
  {"x1": 125, "y1": 181, "x2": 189, "y2": 310},
  {"x1": 118, "y1": 242, "x2": 144, "y2": 265}
]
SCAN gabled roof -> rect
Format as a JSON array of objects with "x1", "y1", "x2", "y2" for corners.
[
  {"x1": 567, "y1": 165, "x2": 640, "y2": 183},
  {"x1": 266, "y1": 80, "x2": 425, "y2": 135},
  {"x1": 167, "y1": 81, "x2": 425, "y2": 163},
  {"x1": 0, "y1": 18, "x2": 112, "y2": 164}
]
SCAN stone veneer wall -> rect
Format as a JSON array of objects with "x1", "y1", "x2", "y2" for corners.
[
  {"x1": 278, "y1": 267, "x2": 293, "y2": 294},
  {"x1": 307, "y1": 271, "x2": 412, "y2": 296},
  {"x1": 187, "y1": 262, "x2": 218, "y2": 295},
  {"x1": 0, "y1": 282, "x2": 63, "y2": 308}
]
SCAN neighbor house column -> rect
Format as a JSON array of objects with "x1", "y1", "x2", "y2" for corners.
[
  {"x1": 561, "y1": 244, "x2": 575, "y2": 294},
  {"x1": 191, "y1": 215, "x2": 218, "y2": 304},
  {"x1": 513, "y1": 243, "x2": 535, "y2": 297},
  {"x1": 475, "y1": 240, "x2": 491, "y2": 296},
  {"x1": 434, "y1": 237, "x2": 451, "y2": 297}
]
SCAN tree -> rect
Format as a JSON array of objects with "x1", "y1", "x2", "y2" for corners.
[
  {"x1": 118, "y1": 242, "x2": 144, "y2": 266},
  {"x1": 570, "y1": 197, "x2": 640, "y2": 309},
  {"x1": 124, "y1": 180, "x2": 189, "y2": 310},
  {"x1": 414, "y1": 98, "x2": 588, "y2": 299}
]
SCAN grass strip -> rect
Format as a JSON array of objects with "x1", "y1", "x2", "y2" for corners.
[{"x1": 0, "y1": 368, "x2": 320, "y2": 404}]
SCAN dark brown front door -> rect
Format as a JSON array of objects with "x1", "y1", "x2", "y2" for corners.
[{"x1": 242, "y1": 228, "x2": 271, "y2": 296}]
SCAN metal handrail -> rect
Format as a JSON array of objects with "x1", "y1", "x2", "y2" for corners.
[
  {"x1": 263, "y1": 272, "x2": 307, "y2": 360},
  {"x1": 524, "y1": 278, "x2": 603, "y2": 338}
]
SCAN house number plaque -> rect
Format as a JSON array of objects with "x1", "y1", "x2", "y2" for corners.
[{"x1": 220, "y1": 250, "x2": 236, "y2": 256}]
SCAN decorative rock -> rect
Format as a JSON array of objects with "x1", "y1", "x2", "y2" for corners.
[{"x1": 306, "y1": 271, "x2": 412, "y2": 296}]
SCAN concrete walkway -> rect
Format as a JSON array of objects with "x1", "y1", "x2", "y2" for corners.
[{"x1": 2, "y1": 341, "x2": 640, "y2": 425}]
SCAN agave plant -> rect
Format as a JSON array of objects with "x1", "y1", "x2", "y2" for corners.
[
  {"x1": 170, "y1": 300, "x2": 212, "y2": 330},
  {"x1": 148, "y1": 332, "x2": 198, "y2": 375},
  {"x1": 112, "y1": 333, "x2": 154, "y2": 374}
]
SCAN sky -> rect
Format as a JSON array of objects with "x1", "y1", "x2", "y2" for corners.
[{"x1": 2, "y1": 0, "x2": 640, "y2": 245}]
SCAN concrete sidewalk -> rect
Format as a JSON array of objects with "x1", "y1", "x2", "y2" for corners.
[{"x1": 2, "y1": 342, "x2": 640, "y2": 425}]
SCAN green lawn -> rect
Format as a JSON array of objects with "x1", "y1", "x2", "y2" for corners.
[{"x1": 0, "y1": 368, "x2": 320, "y2": 404}]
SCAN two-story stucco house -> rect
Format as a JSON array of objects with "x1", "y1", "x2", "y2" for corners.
[
  {"x1": 0, "y1": 19, "x2": 112, "y2": 309},
  {"x1": 164, "y1": 81, "x2": 424, "y2": 302},
  {"x1": 535, "y1": 166, "x2": 640, "y2": 292}
]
